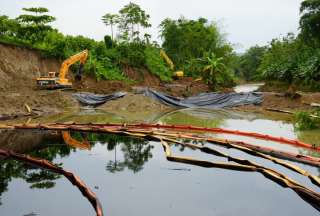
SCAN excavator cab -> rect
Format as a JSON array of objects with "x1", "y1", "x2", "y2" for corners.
[{"x1": 36, "y1": 50, "x2": 88, "y2": 89}]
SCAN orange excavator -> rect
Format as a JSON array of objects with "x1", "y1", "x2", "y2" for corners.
[{"x1": 36, "y1": 50, "x2": 88, "y2": 89}]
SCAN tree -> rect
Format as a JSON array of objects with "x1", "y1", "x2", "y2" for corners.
[
  {"x1": 102, "y1": 13, "x2": 119, "y2": 42},
  {"x1": 300, "y1": 0, "x2": 320, "y2": 45},
  {"x1": 159, "y1": 17, "x2": 233, "y2": 75},
  {"x1": 16, "y1": 7, "x2": 55, "y2": 42},
  {"x1": 118, "y1": 2, "x2": 151, "y2": 41},
  {"x1": 239, "y1": 45, "x2": 267, "y2": 81},
  {"x1": 202, "y1": 53, "x2": 227, "y2": 90},
  {"x1": 0, "y1": 15, "x2": 19, "y2": 37}
]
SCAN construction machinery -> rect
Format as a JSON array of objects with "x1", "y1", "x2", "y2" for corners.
[
  {"x1": 160, "y1": 49, "x2": 184, "y2": 78},
  {"x1": 36, "y1": 50, "x2": 88, "y2": 89}
]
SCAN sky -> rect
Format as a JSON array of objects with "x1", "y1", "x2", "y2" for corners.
[{"x1": 1, "y1": 0, "x2": 303, "y2": 52}]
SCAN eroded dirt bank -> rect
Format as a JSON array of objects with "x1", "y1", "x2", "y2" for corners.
[
  {"x1": 0, "y1": 43, "x2": 74, "y2": 115},
  {"x1": 0, "y1": 42, "x2": 319, "y2": 119}
]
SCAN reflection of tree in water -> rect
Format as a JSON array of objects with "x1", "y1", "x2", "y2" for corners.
[
  {"x1": 0, "y1": 144, "x2": 71, "y2": 205},
  {"x1": 0, "y1": 132, "x2": 154, "y2": 205},
  {"x1": 87, "y1": 133, "x2": 153, "y2": 173}
]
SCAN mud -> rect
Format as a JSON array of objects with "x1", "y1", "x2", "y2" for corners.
[{"x1": 233, "y1": 92, "x2": 320, "y2": 114}]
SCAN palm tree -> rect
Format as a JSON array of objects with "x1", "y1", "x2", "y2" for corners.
[
  {"x1": 102, "y1": 13, "x2": 119, "y2": 42},
  {"x1": 203, "y1": 53, "x2": 226, "y2": 91}
]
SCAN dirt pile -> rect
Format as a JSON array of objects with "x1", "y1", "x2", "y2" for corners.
[{"x1": 100, "y1": 92, "x2": 169, "y2": 112}]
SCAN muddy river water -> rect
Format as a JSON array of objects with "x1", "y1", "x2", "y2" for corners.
[{"x1": 1, "y1": 85, "x2": 320, "y2": 215}]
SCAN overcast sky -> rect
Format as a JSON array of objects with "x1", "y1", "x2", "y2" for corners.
[{"x1": 1, "y1": 0, "x2": 303, "y2": 52}]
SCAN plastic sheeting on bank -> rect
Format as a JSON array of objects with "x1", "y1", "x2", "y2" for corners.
[
  {"x1": 143, "y1": 88, "x2": 263, "y2": 108},
  {"x1": 73, "y1": 92, "x2": 126, "y2": 106},
  {"x1": 73, "y1": 89, "x2": 263, "y2": 108}
]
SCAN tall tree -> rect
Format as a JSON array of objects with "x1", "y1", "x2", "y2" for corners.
[
  {"x1": 102, "y1": 13, "x2": 119, "y2": 41},
  {"x1": 300, "y1": 0, "x2": 320, "y2": 45},
  {"x1": 118, "y1": 2, "x2": 151, "y2": 40},
  {"x1": 16, "y1": 7, "x2": 55, "y2": 42}
]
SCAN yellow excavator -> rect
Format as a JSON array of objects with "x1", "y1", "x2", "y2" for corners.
[
  {"x1": 36, "y1": 50, "x2": 89, "y2": 89},
  {"x1": 160, "y1": 49, "x2": 184, "y2": 79}
]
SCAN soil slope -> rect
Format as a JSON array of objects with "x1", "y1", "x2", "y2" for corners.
[{"x1": 0, "y1": 43, "x2": 74, "y2": 115}]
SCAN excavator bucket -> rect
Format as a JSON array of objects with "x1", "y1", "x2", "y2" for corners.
[{"x1": 75, "y1": 64, "x2": 84, "y2": 81}]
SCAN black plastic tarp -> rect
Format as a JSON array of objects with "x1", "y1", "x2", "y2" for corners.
[
  {"x1": 143, "y1": 89, "x2": 263, "y2": 108},
  {"x1": 73, "y1": 89, "x2": 263, "y2": 108},
  {"x1": 73, "y1": 92, "x2": 126, "y2": 106}
]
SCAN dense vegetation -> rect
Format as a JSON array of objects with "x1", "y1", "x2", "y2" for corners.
[
  {"x1": 160, "y1": 17, "x2": 237, "y2": 89},
  {"x1": 0, "y1": 2, "x2": 238, "y2": 89},
  {"x1": 238, "y1": 0, "x2": 320, "y2": 90},
  {"x1": 1, "y1": 0, "x2": 319, "y2": 90}
]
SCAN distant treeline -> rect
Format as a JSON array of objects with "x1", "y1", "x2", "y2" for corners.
[{"x1": 238, "y1": 0, "x2": 320, "y2": 90}]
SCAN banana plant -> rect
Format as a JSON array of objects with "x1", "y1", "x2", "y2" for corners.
[{"x1": 202, "y1": 53, "x2": 226, "y2": 91}]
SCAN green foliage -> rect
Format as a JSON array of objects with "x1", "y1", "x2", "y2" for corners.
[
  {"x1": 102, "y1": 13, "x2": 119, "y2": 41},
  {"x1": 118, "y1": 2, "x2": 151, "y2": 41},
  {"x1": 159, "y1": 17, "x2": 236, "y2": 88},
  {"x1": 16, "y1": 7, "x2": 55, "y2": 43},
  {"x1": 202, "y1": 53, "x2": 235, "y2": 90},
  {"x1": 239, "y1": 45, "x2": 267, "y2": 81},
  {"x1": 0, "y1": 16, "x2": 20, "y2": 37},
  {"x1": 160, "y1": 18, "x2": 232, "y2": 68},
  {"x1": 104, "y1": 35, "x2": 113, "y2": 49},
  {"x1": 248, "y1": 1, "x2": 320, "y2": 90},
  {"x1": 258, "y1": 34, "x2": 320, "y2": 88},
  {"x1": 294, "y1": 111, "x2": 320, "y2": 130},
  {"x1": 116, "y1": 40, "x2": 146, "y2": 67},
  {"x1": 300, "y1": 0, "x2": 320, "y2": 45},
  {"x1": 145, "y1": 46, "x2": 172, "y2": 81}
]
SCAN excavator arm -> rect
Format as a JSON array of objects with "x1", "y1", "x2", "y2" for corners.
[
  {"x1": 160, "y1": 49, "x2": 174, "y2": 71},
  {"x1": 160, "y1": 49, "x2": 184, "y2": 78},
  {"x1": 58, "y1": 49, "x2": 88, "y2": 84}
]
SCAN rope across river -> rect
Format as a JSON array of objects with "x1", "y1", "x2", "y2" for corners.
[{"x1": 0, "y1": 123, "x2": 320, "y2": 214}]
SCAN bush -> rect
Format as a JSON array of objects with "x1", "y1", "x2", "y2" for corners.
[
  {"x1": 294, "y1": 111, "x2": 320, "y2": 130},
  {"x1": 116, "y1": 41, "x2": 146, "y2": 67}
]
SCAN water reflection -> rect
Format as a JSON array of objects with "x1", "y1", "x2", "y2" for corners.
[
  {"x1": 86, "y1": 133, "x2": 153, "y2": 173},
  {"x1": 0, "y1": 130, "x2": 155, "y2": 206},
  {"x1": 0, "y1": 130, "x2": 71, "y2": 205}
]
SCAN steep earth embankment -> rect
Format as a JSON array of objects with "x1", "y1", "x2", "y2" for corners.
[{"x1": 0, "y1": 43, "x2": 74, "y2": 115}]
